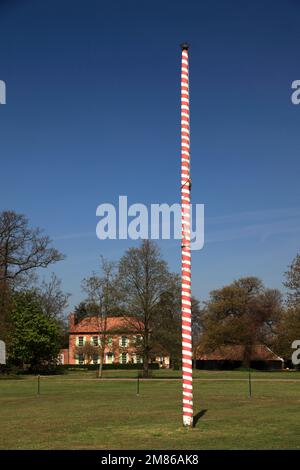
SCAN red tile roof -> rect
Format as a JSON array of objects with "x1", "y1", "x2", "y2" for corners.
[
  {"x1": 69, "y1": 314, "x2": 142, "y2": 334},
  {"x1": 196, "y1": 344, "x2": 283, "y2": 362}
]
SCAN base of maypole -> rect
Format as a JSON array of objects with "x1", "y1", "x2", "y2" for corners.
[{"x1": 183, "y1": 415, "x2": 193, "y2": 427}]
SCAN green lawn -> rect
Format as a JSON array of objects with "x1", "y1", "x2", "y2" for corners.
[
  {"x1": 47, "y1": 367, "x2": 300, "y2": 380},
  {"x1": 0, "y1": 371, "x2": 300, "y2": 450}
]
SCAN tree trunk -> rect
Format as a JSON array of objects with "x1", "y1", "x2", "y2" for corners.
[
  {"x1": 143, "y1": 329, "x2": 150, "y2": 378},
  {"x1": 143, "y1": 352, "x2": 149, "y2": 378},
  {"x1": 98, "y1": 343, "x2": 105, "y2": 378},
  {"x1": 98, "y1": 354, "x2": 103, "y2": 378},
  {"x1": 243, "y1": 344, "x2": 252, "y2": 398}
]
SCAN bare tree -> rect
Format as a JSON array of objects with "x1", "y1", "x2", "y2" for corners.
[
  {"x1": 151, "y1": 274, "x2": 181, "y2": 368},
  {"x1": 284, "y1": 254, "x2": 300, "y2": 308},
  {"x1": 36, "y1": 273, "x2": 70, "y2": 319},
  {"x1": 0, "y1": 211, "x2": 64, "y2": 345},
  {"x1": 152, "y1": 275, "x2": 201, "y2": 370},
  {"x1": 117, "y1": 240, "x2": 174, "y2": 377},
  {"x1": 82, "y1": 257, "x2": 118, "y2": 378},
  {"x1": 0, "y1": 211, "x2": 64, "y2": 286}
]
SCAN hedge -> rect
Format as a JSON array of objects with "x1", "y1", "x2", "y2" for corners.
[{"x1": 62, "y1": 363, "x2": 159, "y2": 371}]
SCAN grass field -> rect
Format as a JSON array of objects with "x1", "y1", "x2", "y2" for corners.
[{"x1": 1, "y1": 370, "x2": 300, "y2": 450}]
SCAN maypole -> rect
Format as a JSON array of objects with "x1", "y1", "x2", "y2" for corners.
[{"x1": 180, "y1": 42, "x2": 193, "y2": 427}]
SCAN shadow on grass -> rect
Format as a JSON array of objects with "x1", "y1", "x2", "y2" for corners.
[{"x1": 193, "y1": 409, "x2": 207, "y2": 428}]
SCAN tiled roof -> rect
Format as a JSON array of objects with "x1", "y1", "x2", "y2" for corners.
[
  {"x1": 196, "y1": 344, "x2": 283, "y2": 362},
  {"x1": 69, "y1": 314, "x2": 142, "y2": 334}
]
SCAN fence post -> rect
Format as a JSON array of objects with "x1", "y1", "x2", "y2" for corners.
[{"x1": 248, "y1": 367, "x2": 252, "y2": 398}]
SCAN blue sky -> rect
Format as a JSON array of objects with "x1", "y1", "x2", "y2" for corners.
[{"x1": 1, "y1": 0, "x2": 300, "y2": 310}]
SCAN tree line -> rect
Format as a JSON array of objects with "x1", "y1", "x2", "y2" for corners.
[
  {"x1": 1, "y1": 210, "x2": 300, "y2": 375},
  {"x1": 0, "y1": 211, "x2": 68, "y2": 372}
]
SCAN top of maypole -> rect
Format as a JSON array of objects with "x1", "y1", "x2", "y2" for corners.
[{"x1": 180, "y1": 42, "x2": 190, "y2": 51}]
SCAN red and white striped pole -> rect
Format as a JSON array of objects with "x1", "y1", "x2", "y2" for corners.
[{"x1": 180, "y1": 42, "x2": 193, "y2": 427}]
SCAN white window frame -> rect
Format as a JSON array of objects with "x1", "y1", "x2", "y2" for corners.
[
  {"x1": 120, "y1": 336, "x2": 128, "y2": 347},
  {"x1": 106, "y1": 352, "x2": 114, "y2": 364},
  {"x1": 133, "y1": 353, "x2": 143, "y2": 364},
  {"x1": 120, "y1": 352, "x2": 128, "y2": 364}
]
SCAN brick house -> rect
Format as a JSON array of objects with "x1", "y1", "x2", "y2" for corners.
[{"x1": 67, "y1": 313, "x2": 144, "y2": 365}]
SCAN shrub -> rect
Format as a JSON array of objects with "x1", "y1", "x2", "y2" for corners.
[{"x1": 62, "y1": 363, "x2": 159, "y2": 371}]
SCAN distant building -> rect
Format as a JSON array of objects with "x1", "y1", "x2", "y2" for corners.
[
  {"x1": 66, "y1": 313, "x2": 143, "y2": 365},
  {"x1": 196, "y1": 344, "x2": 284, "y2": 370},
  {"x1": 59, "y1": 313, "x2": 171, "y2": 367}
]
